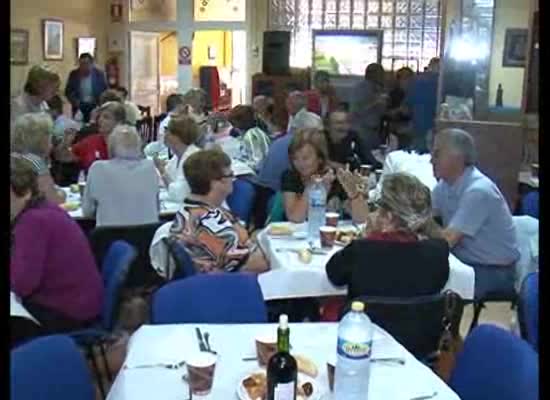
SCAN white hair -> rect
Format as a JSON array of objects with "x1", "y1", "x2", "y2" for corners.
[
  {"x1": 11, "y1": 112, "x2": 53, "y2": 158},
  {"x1": 108, "y1": 125, "x2": 143, "y2": 159},
  {"x1": 290, "y1": 110, "x2": 323, "y2": 134},
  {"x1": 438, "y1": 128, "x2": 477, "y2": 166}
]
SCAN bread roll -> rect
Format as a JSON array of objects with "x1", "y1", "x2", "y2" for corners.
[{"x1": 295, "y1": 354, "x2": 318, "y2": 377}]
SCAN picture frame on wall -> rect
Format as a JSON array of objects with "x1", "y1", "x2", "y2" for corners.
[
  {"x1": 11, "y1": 29, "x2": 29, "y2": 65},
  {"x1": 502, "y1": 28, "x2": 528, "y2": 68},
  {"x1": 43, "y1": 19, "x2": 64, "y2": 60},
  {"x1": 77, "y1": 37, "x2": 97, "y2": 59}
]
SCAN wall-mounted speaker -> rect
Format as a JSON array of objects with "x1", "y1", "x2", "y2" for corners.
[{"x1": 262, "y1": 31, "x2": 291, "y2": 75}]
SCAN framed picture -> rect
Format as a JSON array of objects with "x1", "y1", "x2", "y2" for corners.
[
  {"x1": 502, "y1": 28, "x2": 528, "y2": 68},
  {"x1": 11, "y1": 29, "x2": 29, "y2": 65},
  {"x1": 43, "y1": 19, "x2": 64, "y2": 60},
  {"x1": 77, "y1": 37, "x2": 97, "y2": 59}
]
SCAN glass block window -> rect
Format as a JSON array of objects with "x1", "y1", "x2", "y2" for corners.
[{"x1": 268, "y1": 0, "x2": 441, "y2": 71}]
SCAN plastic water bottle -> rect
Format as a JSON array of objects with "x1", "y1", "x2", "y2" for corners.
[
  {"x1": 307, "y1": 177, "x2": 327, "y2": 240},
  {"x1": 334, "y1": 301, "x2": 373, "y2": 400}
]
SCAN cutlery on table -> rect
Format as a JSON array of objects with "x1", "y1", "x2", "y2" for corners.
[
  {"x1": 204, "y1": 332, "x2": 217, "y2": 355},
  {"x1": 195, "y1": 327, "x2": 207, "y2": 352},
  {"x1": 124, "y1": 360, "x2": 186, "y2": 370},
  {"x1": 410, "y1": 391, "x2": 438, "y2": 400},
  {"x1": 371, "y1": 357, "x2": 406, "y2": 365}
]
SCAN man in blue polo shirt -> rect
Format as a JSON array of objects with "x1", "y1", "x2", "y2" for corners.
[{"x1": 431, "y1": 128, "x2": 519, "y2": 299}]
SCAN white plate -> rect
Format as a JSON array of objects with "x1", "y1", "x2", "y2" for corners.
[
  {"x1": 237, "y1": 370, "x2": 323, "y2": 400},
  {"x1": 292, "y1": 231, "x2": 308, "y2": 240}
]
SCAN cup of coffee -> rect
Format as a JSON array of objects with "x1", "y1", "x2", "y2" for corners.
[
  {"x1": 78, "y1": 182, "x2": 86, "y2": 197},
  {"x1": 325, "y1": 212, "x2": 340, "y2": 227},
  {"x1": 320, "y1": 226, "x2": 337, "y2": 248},
  {"x1": 374, "y1": 169, "x2": 383, "y2": 182},
  {"x1": 186, "y1": 352, "x2": 217, "y2": 396},
  {"x1": 359, "y1": 164, "x2": 372, "y2": 177},
  {"x1": 327, "y1": 354, "x2": 336, "y2": 391},
  {"x1": 255, "y1": 334, "x2": 278, "y2": 366},
  {"x1": 531, "y1": 163, "x2": 539, "y2": 178}
]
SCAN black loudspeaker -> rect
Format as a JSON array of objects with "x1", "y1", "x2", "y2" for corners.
[{"x1": 263, "y1": 31, "x2": 291, "y2": 75}]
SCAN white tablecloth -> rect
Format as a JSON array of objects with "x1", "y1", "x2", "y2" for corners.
[
  {"x1": 107, "y1": 323, "x2": 459, "y2": 400},
  {"x1": 10, "y1": 292, "x2": 39, "y2": 325},
  {"x1": 257, "y1": 223, "x2": 475, "y2": 301}
]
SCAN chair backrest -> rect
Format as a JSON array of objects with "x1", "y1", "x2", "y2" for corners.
[
  {"x1": 163, "y1": 237, "x2": 197, "y2": 280},
  {"x1": 518, "y1": 272, "x2": 538, "y2": 351},
  {"x1": 226, "y1": 178, "x2": 256, "y2": 225},
  {"x1": 11, "y1": 335, "x2": 95, "y2": 400},
  {"x1": 450, "y1": 324, "x2": 539, "y2": 400},
  {"x1": 521, "y1": 191, "x2": 539, "y2": 219},
  {"x1": 152, "y1": 273, "x2": 268, "y2": 324},
  {"x1": 153, "y1": 113, "x2": 167, "y2": 142},
  {"x1": 137, "y1": 116, "x2": 154, "y2": 143},
  {"x1": 343, "y1": 291, "x2": 464, "y2": 360},
  {"x1": 101, "y1": 240, "x2": 138, "y2": 330},
  {"x1": 89, "y1": 222, "x2": 165, "y2": 288}
]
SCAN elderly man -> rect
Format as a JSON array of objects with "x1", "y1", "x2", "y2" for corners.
[
  {"x1": 431, "y1": 128, "x2": 519, "y2": 299},
  {"x1": 286, "y1": 91, "x2": 321, "y2": 134},
  {"x1": 65, "y1": 53, "x2": 108, "y2": 123}
]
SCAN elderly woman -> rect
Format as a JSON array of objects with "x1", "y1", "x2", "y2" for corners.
[
  {"x1": 168, "y1": 149, "x2": 269, "y2": 274},
  {"x1": 82, "y1": 125, "x2": 159, "y2": 226},
  {"x1": 11, "y1": 65, "x2": 60, "y2": 125},
  {"x1": 10, "y1": 155, "x2": 103, "y2": 334},
  {"x1": 326, "y1": 171, "x2": 449, "y2": 299},
  {"x1": 282, "y1": 128, "x2": 348, "y2": 222},
  {"x1": 70, "y1": 101, "x2": 127, "y2": 170},
  {"x1": 11, "y1": 112, "x2": 66, "y2": 204},
  {"x1": 154, "y1": 113, "x2": 202, "y2": 202}
]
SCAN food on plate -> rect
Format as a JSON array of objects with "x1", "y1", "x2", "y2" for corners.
[
  {"x1": 298, "y1": 249, "x2": 312, "y2": 264},
  {"x1": 60, "y1": 202, "x2": 80, "y2": 211},
  {"x1": 70, "y1": 184, "x2": 79, "y2": 193},
  {"x1": 268, "y1": 223, "x2": 293, "y2": 236},
  {"x1": 335, "y1": 228, "x2": 360, "y2": 245},
  {"x1": 295, "y1": 354, "x2": 318, "y2": 377},
  {"x1": 242, "y1": 371, "x2": 316, "y2": 400}
]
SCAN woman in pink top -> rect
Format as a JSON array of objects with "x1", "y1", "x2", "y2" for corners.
[{"x1": 10, "y1": 155, "x2": 103, "y2": 336}]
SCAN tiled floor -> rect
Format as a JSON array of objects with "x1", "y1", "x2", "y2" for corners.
[{"x1": 459, "y1": 302, "x2": 516, "y2": 337}]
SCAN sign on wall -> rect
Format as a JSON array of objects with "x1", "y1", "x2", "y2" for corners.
[
  {"x1": 194, "y1": 0, "x2": 246, "y2": 22},
  {"x1": 178, "y1": 46, "x2": 192, "y2": 65}
]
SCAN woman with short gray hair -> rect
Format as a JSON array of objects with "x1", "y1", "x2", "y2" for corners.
[
  {"x1": 82, "y1": 125, "x2": 159, "y2": 226},
  {"x1": 11, "y1": 112, "x2": 66, "y2": 204}
]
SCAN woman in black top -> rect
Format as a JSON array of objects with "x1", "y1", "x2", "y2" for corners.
[
  {"x1": 327, "y1": 171, "x2": 449, "y2": 299},
  {"x1": 281, "y1": 128, "x2": 349, "y2": 222}
]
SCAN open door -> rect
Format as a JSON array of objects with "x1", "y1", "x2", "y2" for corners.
[{"x1": 129, "y1": 31, "x2": 160, "y2": 114}]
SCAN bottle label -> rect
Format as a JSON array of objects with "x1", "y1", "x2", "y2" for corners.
[
  {"x1": 273, "y1": 382, "x2": 295, "y2": 400},
  {"x1": 337, "y1": 338, "x2": 372, "y2": 360}
]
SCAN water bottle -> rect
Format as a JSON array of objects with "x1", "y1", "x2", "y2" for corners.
[
  {"x1": 307, "y1": 177, "x2": 327, "y2": 240},
  {"x1": 334, "y1": 301, "x2": 373, "y2": 400}
]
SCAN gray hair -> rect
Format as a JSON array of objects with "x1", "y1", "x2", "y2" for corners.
[
  {"x1": 108, "y1": 125, "x2": 143, "y2": 159},
  {"x1": 437, "y1": 128, "x2": 477, "y2": 166},
  {"x1": 290, "y1": 110, "x2": 323, "y2": 133},
  {"x1": 11, "y1": 112, "x2": 53, "y2": 157}
]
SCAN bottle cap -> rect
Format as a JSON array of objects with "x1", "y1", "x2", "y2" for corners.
[
  {"x1": 279, "y1": 314, "x2": 288, "y2": 329},
  {"x1": 351, "y1": 301, "x2": 365, "y2": 312}
]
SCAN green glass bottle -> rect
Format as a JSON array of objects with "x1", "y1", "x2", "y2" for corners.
[{"x1": 267, "y1": 314, "x2": 297, "y2": 400}]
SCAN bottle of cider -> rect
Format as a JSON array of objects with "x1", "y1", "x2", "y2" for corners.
[{"x1": 267, "y1": 314, "x2": 297, "y2": 400}]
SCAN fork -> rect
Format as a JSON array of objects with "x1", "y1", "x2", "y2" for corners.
[
  {"x1": 124, "y1": 360, "x2": 186, "y2": 370},
  {"x1": 410, "y1": 391, "x2": 438, "y2": 400}
]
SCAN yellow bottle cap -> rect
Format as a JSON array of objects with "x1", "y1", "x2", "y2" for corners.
[{"x1": 351, "y1": 301, "x2": 365, "y2": 312}]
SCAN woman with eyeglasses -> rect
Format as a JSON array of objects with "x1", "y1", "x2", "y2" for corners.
[
  {"x1": 163, "y1": 149, "x2": 270, "y2": 274},
  {"x1": 322, "y1": 172, "x2": 450, "y2": 319}
]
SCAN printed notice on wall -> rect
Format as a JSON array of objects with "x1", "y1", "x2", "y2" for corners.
[{"x1": 194, "y1": 0, "x2": 245, "y2": 22}]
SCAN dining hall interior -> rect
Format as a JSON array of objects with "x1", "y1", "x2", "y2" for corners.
[{"x1": 10, "y1": 0, "x2": 538, "y2": 399}]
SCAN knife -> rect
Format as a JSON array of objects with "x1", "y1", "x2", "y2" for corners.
[{"x1": 195, "y1": 327, "x2": 207, "y2": 352}]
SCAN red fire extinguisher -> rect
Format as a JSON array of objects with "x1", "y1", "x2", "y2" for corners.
[{"x1": 105, "y1": 57, "x2": 120, "y2": 89}]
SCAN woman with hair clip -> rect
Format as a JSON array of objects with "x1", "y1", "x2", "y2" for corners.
[{"x1": 10, "y1": 155, "x2": 103, "y2": 338}]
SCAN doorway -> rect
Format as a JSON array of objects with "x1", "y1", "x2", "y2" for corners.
[{"x1": 192, "y1": 30, "x2": 247, "y2": 109}]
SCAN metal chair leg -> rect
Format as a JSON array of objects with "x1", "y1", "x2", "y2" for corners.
[{"x1": 469, "y1": 302, "x2": 485, "y2": 333}]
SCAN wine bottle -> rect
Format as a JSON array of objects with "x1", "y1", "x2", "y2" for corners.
[{"x1": 267, "y1": 314, "x2": 297, "y2": 400}]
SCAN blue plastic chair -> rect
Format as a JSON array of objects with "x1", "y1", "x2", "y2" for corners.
[
  {"x1": 11, "y1": 335, "x2": 95, "y2": 400},
  {"x1": 163, "y1": 237, "x2": 197, "y2": 280},
  {"x1": 519, "y1": 272, "x2": 538, "y2": 351},
  {"x1": 227, "y1": 178, "x2": 256, "y2": 225},
  {"x1": 521, "y1": 191, "x2": 539, "y2": 219},
  {"x1": 449, "y1": 324, "x2": 539, "y2": 400},
  {"x1": 152, "y1": 273, "x2": 268, "y2": 324}
]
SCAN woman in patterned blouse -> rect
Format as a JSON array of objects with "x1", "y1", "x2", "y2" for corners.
[{"x1": 169, "y1": 149, "x2": 270, "y2": 274}]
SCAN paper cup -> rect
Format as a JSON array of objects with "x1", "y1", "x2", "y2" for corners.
[
  {"x1": 78, "y1": 182, "x2": 86, "y2": 197},
  {"x1": 255, "y1": 334, "x2": 277, "y2": 366},
  {"x1": 374, "y1": 169, "x2": 383, "y2": 181},
  {"x1": 325, "y1": 212, "x2": 340, "y2": 227},
  {"x1": 359, "y1": 164, "x2": 373, "y2": 177},
  {"x1": 186, "y1": 352, "x2": 217, "y2": 396},
  {"x1": 320, "y1": 226, "x2": 337, "y2": 248},
  {"x1": 531, "y1": 163, "x2": 539, "y2": 178}
]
